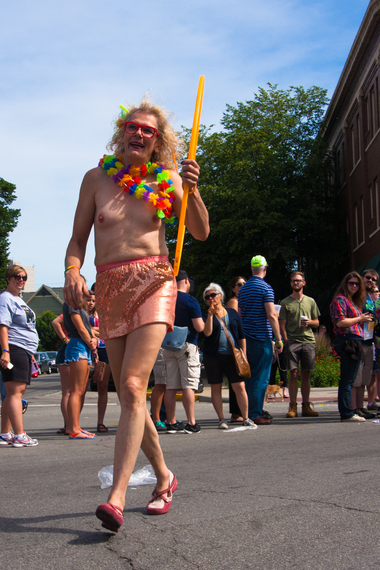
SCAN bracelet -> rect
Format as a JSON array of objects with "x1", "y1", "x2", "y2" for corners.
[
  {"x1": 2, "y1": 349, "x2": 10, "y2": 353},
  {"x1": 275, "y1": 341, "x2": 283, "y2": 348},
  {"x1": 63, "y1": 337, "x2": 68, "y2": 343},
  {"x1": 188, "y1": 184, "x2": 197, "y2": 195},
  {"x1": 65, "y1": 265, "x2": 80, "y2": 274}
]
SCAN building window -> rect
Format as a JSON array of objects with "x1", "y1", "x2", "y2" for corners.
[
  {"x1": 354, "y1": 197, "x2": 365, "y2": 250},
  {"x1": 369, "y1": 179, "x2": 380, "y2": 238}
]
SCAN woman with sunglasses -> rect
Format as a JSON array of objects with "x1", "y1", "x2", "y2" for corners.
[
  {"x1": 330, "y1": 272, "x2": 373, "y2": 421},
  {"x1": 226, "y1": 276, "x2": 247, "y2": 421},
  {"x1": 0, "y1": 265, "x2": 39, "y2": 447},
  {"x1": 202, "y1": 283, "x2": 255, "y2": 429}
]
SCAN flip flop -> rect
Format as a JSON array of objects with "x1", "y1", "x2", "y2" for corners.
[
  {"x1": 69, "y1": 430, "x2": 96, "y2": 440},
  {"x1": 97, "y1": 424, "x2": 108, "y2": 433},
  {"x1": 57, "y1": 427, "x2": 69, "y2": 434},
  {"x1": 146, "y1": 471, "x2": 178, "y2": 515},
  {"x1": 96, "y1": 503, "x2": 124, "y2": 532}
]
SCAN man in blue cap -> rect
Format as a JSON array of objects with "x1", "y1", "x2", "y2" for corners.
[{"x1": 238, "y1": 255, "x2": 283, "y2": 424}]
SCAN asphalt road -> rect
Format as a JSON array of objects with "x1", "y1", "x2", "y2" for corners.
[{"x1": 1, "y1": 373, "x2": 380, "y2": 570}]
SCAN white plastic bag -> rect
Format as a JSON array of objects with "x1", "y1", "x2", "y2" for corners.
[{"x1": 98, "y1": 464, "x2": 157, "y2": 489}]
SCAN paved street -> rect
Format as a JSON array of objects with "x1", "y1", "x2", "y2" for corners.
[{"x1": 1, "y1": 373, "x2": 380, "y2": 570}]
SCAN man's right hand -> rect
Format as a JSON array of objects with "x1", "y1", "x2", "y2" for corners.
[{"x1": 64, "y1": 268, "x2": 90, "y2": 309}]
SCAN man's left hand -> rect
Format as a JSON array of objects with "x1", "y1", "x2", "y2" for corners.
[{"x1": 181, "y1": 159, "x2": 199, "y2": 192}]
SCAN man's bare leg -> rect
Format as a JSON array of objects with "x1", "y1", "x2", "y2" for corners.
[
  {"x1": 300, "y1": 370, "x2": 311, "y2": 402},
  {"x1": 105, "y1": 324, "x2": 171, "y2": 511},
  {"x1": 164, "y1": 388, "x2": 178, "y2": 425},
  {"x1": 150, "y1": 384, "x2": 166, "y2": 424},
  {"x1": 182, "y1": 388, "x2": 196, "y2": 425}
]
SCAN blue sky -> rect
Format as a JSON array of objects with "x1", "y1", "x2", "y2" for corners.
[{"x1": 0, "y1": 0, "x2": 370, "y2": 290}]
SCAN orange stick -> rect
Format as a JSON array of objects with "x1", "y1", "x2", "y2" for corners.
[{"x1": 173, "y1": 75, "x2": 205, "y2": 276}]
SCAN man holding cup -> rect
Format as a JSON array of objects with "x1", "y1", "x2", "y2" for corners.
[{"x1": 279, "y1": 271, "x2": 320, "y2": 418}]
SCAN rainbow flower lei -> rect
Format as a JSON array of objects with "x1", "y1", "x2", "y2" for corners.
[{"x1": 98, "y1": 154, "x2": 177, "y2": 225}]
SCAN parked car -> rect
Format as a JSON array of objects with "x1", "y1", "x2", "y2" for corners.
[
  {"x1": 46, "y1": 351, "x2": 58, "y2": 373},
  {"x1": 34, "y1": 352, "x2": 52, "y2": 374}
]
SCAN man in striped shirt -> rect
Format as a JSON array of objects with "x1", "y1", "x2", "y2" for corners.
[{"x1": 238, "y1": 256, "x2": 283, "y2": 425}]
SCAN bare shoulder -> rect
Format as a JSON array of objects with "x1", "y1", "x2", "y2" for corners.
[
  {"x1": 81, "y1": 167, "x2": 104, "y2": 192},
  {"x1": 169, "y1": 170, "x2": 183, "y2": 194}
]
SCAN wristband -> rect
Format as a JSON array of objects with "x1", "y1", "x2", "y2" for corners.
[
  {"x1": 2, "y1": 349, "x2": 10, "y2": 353},
  {"x1": 188, "y1": 184, "x2": 197, "y2": 195},
  {"x1": 65, "y1": 265, "x2": 80, "y2": 274},
  {"x1": 275, "y1": 341, "x2": 283, "y2": 348}
]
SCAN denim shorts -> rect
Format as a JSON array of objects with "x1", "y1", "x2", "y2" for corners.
[{"x1": 65, "y1": 338, "x2": 91, "y2": 364}]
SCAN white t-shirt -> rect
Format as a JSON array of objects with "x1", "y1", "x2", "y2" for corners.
[{"x1": 0, "y1": 291, "x2": 39, "y2": 353}]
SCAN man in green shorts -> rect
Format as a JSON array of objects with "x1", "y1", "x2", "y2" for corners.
[{"x1": 279, "y1": 271, "x2": 320, "y2": 418}]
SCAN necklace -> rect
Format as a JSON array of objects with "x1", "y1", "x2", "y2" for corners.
[{"x1": 98, "y1": 155, "x2": 176, "y2": 225}]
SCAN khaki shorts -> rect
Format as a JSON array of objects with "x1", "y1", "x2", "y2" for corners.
[
  {"x1": 353, "y1": 343, "x2": 374, "y2": 387},
  {"x1": 162, "y1": 342, "x2": 200, "y2": 390},
  {"x1": 153, "y1": 348, "x2": 167, "y2": 385},
  {"x1": 285, "y1": 340, "x2": 316, "y2": 371}
]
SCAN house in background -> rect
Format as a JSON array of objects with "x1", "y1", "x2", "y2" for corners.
[
  {"x1": 324, "y1": 0, "x2": 380, "y2": 275},
  {"x1": 22, "y1": 285, "x2": 64, "y2": 317}
]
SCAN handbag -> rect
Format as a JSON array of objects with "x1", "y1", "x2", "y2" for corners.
[
  {"x1": 92, "y1": 361, "x2": 106, "y2": 383},
  {"x1": 217, "y1": 315, "x2": 251, "y2": 378},
  {"x1": 31, "y1": 361, "x2": 39, "y2": 378},
  {"x1": 162, "y1": 326, "x2": 189, "y2": 352}
]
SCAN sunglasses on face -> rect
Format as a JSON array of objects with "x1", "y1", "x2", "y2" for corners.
[
  {"x1": 347, "y1": 281, "x2": 359, "y2": 287},
  {"x1": 205, "y1": 293, "x2": 218, "y2": 301},
  {"x1": 14, "y1": 274, "x2": 27, "y2": 282},
  {"x1": 364, "y1": 276, "x2": 377, "y2": 282},
  {"x1": 124, "y1": 121, "x2": 159, "y2": 139},
  {"x1": 236, "y1": 282, "x2": 245, "y2": 287},
  {"x1": 291, "y1": 280, "x2": 303, "y2": 283}
]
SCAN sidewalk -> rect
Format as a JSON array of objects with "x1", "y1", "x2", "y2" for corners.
[{"x1": 198, "y1": 386, "x2": 339, "y2": 404}]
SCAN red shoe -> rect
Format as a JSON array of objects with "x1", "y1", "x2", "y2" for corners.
[
  {"x1": 96, "y1": 503, "x2": 124, "y2": 532},
  {"x1": 146, "y1": 471, "x2": 178, "y2": 515}
]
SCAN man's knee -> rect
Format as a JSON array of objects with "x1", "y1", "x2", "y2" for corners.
[{"x1": 119, "y1": 376, "x2": 148, "y2": 408}]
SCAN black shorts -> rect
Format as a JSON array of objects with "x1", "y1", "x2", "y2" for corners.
[
  {"x1": 203, "y1": 353, "x2": 242, "y2": 385},
  {"x1": 2, "y1": 345, "x2": 32, "y2": 385},
  {"x1": 97, "y1": 347, "x2": 109, "y2": 364}
]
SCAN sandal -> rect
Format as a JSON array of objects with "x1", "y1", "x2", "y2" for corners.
[
  {"x1": 69, "y1": 430, "x2": 96, "y2": 439},
  {"x1": 97, "y1": 423, "x2": 108, "y2": 433},
  {"x1": 96, "y1": 503, "x2": 124, "y2": 532},
  {"x1": 57, "y1": 427, "x2": 66, "y2": 434},
  {"x1": 146, "y1": 471, "x2": 177, "y2": 515}
]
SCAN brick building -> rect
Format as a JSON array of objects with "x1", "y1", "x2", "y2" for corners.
[{"x1": 324, "y1": 0, "x2": 380, "y2": 274}]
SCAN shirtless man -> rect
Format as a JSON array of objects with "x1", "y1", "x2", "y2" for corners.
[{"x1": 64, "y1": 100, "x2": 209, "y2": 532}]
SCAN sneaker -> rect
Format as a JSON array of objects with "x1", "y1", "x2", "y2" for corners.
[
  {"x1": 261, "y1": 410, "x2": 273, "y2": 420},
  {"x1": 11, "y1": 432, "x2": 38, "y2": 447},
  {"x1": 166, "y1": 422, "x2": 185, "y2": 434},
  {"x1": 367, "y1": 402, "x2": 378, "y2": 411},
  {"x1": 154, "y1": 421, "x2": 167, "y2": 432},
  {"x1": 243, "y1": 418, "x2": 258, "y2": 429},
  {"x1": 356, "y1": 408, "x2": 376, "y2": 420},
  {"x1": 342, "y1": 414, "x2": 366, "y2": 422},
  {"x1": 184, "y1": 423, "x2": 201, "y2": 434},
  {"x1": 0, "y1": 433, "x2": 13, "y2": 446},
  {"x1": 218, "y1": 419, "x2": 229, "y2": 430}
]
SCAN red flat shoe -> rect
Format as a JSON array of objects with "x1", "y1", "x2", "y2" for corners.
[
  {"x1": 96, "y1": 503, "x2": 124, "y2": 532},
  {"x1": 146, "y1": 471, "x2": 178, "y2": 515}
]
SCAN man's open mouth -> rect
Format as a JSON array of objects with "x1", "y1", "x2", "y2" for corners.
[{"x1": 130, "y1": 142, "x2": 144, "y2": 149}]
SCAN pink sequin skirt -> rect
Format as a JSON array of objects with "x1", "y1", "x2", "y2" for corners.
[{"x1": 96, "y1": 256, "x2": 177, "y2": 340}]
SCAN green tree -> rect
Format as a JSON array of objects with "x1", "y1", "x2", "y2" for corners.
[
  {"x1": 36, "y1": 311, "x2": 60, "y2": 351},
  {"x1": 167, "y1": 84, "x2": 345, "y2": 302},
  {"x1": 0, "y1": 178, "x2": 21, "y2": 290}
]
